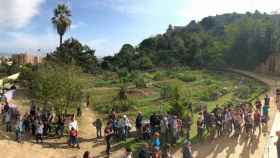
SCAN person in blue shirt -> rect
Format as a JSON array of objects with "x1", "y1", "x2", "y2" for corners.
[
  {"x1": 152, "y1": 132, "x2": 161, "y2": 150},
  {"x1": 262, "y1": 103, "x2": 269, "y2": 123}
]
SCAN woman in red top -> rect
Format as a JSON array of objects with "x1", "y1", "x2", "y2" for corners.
[
  {"x1": 253, "y1": 109, "x2": 261, "y2": 135},
  {"x1": 69, "y1": 127, "x2": 80, "y2": 148}
]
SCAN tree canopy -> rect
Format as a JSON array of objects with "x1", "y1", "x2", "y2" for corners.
[
  {"x1": 104, "y1": 11, "x2": 280, "y2": 70},
  {"x1": 49, "y1": 38, "x2": 98, "y2": 73},
  {"x1": 51, "y1": 3, "x2": 71, "y2": 46},
  {"x1": 31, "y1": 63, "x2": 84, "y2": 114}
]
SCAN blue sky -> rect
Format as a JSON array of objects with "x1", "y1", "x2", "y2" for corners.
[{"x1": 0, "y1": 0, "x2": 279, "y2": 57}]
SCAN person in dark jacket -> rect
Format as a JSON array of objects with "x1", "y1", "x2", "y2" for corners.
[
  {"x1": 136, "y1": 112, "x2": 143, "y2": 140},
  {"x1": 139, "y1": 143, "x2": 151, "y2": 158},
  {"x1": 182, "y1": 140, "x2": 193, "y2": 158},
  {"x1": 94, "y1": 118, "x2": 102, "y2": 138}
]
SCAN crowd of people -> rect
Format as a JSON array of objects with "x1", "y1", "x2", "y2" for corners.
[
  {"x1": 96, "y1": 94, "x2": 270, "y2": 158},
  {"x1": 1, "y1": 99, "x2": 80, "y2": 148},
  {"x1": 0, "y1": 91, "x2": 272, "y2": 158}
]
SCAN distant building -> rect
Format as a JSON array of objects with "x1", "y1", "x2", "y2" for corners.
[{"x1": 12, "y1": 53, "x2": 42, "y2": 65}]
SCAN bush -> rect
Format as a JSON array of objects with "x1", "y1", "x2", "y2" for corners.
[
  {"x1": 177, "y1": 73, "x2": 196, "y2": 82},
  {"x1": 198, "y1": 84, "x2": 221, "y2": 101},
  {"x1": 153, "y1": 72, "x2": 164, "y2": 81},
  {"x1": 160, "y1": 85, "x2": 180, "y2": 100},
  {"x1": 168, "y1": 100, "x2": 190, "y2": 118},
  {"x1": 135, "y1": 78, "x2": 147, "y2": 88},
  {"x1": 95, "y1": 79, "x2": 115, "y2": 87},
  {"x1": 94, "y1": 100, "x2": 136, "y2": 113},
  {"x1": 234, "y1": 86, "x2": 251, "y2": 99}
]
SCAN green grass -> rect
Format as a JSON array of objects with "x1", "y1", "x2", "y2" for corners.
[{"x1": 84, "y1": 68, "x2": 267, "y2": 141}]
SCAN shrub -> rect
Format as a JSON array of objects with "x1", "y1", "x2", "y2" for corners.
[
  {"x1": 234, "y1": 86, "x2": 251, "y2": 99},
  {"x1": 135, "y1": 78, "x2": 147, "y2": 88},
  {"x1": 160, "y1": 85, "x2": 180, "y2": 100},
  {"x1": 95, "y1": 79, "x2": 114, "y2": 87},
  {"x1": 153, "y1": 72, "x2": 164, "y2": 81},
  {"x1": 177, "y1": 73, "x2": 196, "y2": 82},
  {"x1": 198, "y1": 84, "x2": 221, "y2": 101}
]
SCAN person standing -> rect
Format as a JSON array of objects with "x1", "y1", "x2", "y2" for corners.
[
  {"x1": 152, "y1": 132, "x2": 161, "y2": 151},
  {"x1": 138, "y1": 143, "x2": 151, "y2": 158},
  {"x1": 264, "y1": 94, "x2": 270, "y2": 106},
  {"x1": 5, "y1": 108, "x2": 12, "y2": 132},
  {"x1": 36, "y1": 121, "x2": 44, "y2": 143},
  {"x1": 86, "y1": 95, "x2": 90, "y2": 108},
  {"x1": 262, "y1": 103, "x2": 269, "y2": 123},
  {"x1": 123, "y1": 115, "x2": 130, "y2": 139},
  {"x1": 15, "y1": 117, "x2": 23, "y2": 143},
  {"x1": 94, "y1": 118, "x2": 102, "y2": 138},
  {"x1": 68, "y1": 115, "x2": 78, "y2": 131},
  {"x1": 197, "y1": 113, "x2": 204, "y2": 141},
  {"x1": 253, "y1": 109, "x2": 261, "y2": 134},
  {"x1": 77, "y1": 106, "x2": 82, "y2": 117},
  {"x1": 160, "y1": 116, "x2": 168, "y2": 144},
  {"x1": 104, "y1": 122, "x2": 113, "y2": 155},
  {"x1": 182, "y1": 140, "x2": 193, "y2": 158},
  {"x1": 69, "y1": 127, "x2": 80, "y2": 148},
  {"x1": 170, "y1": 115, "x2": 178, "y2": 144},
  {"x1": 275, "y1": 131, "x2": 280, "y2": 158},
  {"x1": 136, "y1": 112, "x2": 143, "y2": 140}
]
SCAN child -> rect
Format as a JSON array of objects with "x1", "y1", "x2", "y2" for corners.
[
  {"x1": 69, "y1": 127, "x2": 80, "y2": 148},
  {"x1": 152, "y1": 132, "x2": 161, "y2": 150},
  {"x1": 36, "y1": 121, "x2": 44, "y2": 143}
]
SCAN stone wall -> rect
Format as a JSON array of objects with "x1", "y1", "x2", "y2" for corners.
[{"x1": 256, "y1": 53, "x2": 280, "y2": 74}]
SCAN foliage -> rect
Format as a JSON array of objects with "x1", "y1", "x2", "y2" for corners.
[
  {"x1": 160, "y1": 84, "x2": 180, "y2": 100},
  {"x1": 135, "y1": 77, "x2": 147, "y2": 88},
  {"x1": 19, "y1": 64, "x2": 34, "y2": 88},
  {"x1": 234, "y1": 85, "x2": 251, "y2": 99},
  {"x1": 31, "y1": 63, "x2": 84, "y2": 114},
  {"x1": 115, "y1": 85, "x2": 128, "y2": 101},
  {"x1": 49, "y1": 38, "x2": 97, "y2": 73},
  {"x1": 51, "y1": 3, "x2": 71, "y2": 46},
  {"x1": 177, "y1": 73, "x2": 197, "y2": 82},
  {"x1": 152, "y1": 72, "x2": 164, "y2": 81},
  {"x1": 103, "y1": 11, "x2": 280, "y2": 70},
  {"x1": 168, "y1": 100, "x2": 190, "y2": 118}
]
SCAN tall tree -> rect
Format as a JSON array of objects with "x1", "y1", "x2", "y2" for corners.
[
  {"x1": 50, "y1": 38, "x2": 97, "y2": 73},
  {"x1": 51, "y1": 4, "x2": 71, "y2": 47}
]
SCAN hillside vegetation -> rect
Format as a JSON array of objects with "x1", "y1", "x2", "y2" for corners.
[{"x1": 102, "y1": 11, "x2": 280, "y2": 71}]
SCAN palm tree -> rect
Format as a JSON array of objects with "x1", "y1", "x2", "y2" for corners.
[{"x1": 51, "y1": 4, "x2": 71, "y2": 47}]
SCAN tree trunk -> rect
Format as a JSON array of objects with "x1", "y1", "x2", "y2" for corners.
[{"x1": 59, "y1": 35, "x2": 63, "y2": 47}]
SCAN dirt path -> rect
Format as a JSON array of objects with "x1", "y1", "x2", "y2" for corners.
[{"x1": 173, "y1": 70, "x2": 279, "y2": 158}]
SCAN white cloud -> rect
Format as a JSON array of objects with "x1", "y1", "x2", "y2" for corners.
[
  {"x1": 70, "y1": 21, "x2": 86, "y2": 29},
  {"x1": 94, "y1": 0, "x2": 160, "y2": 16},
  {"x1": 0, "y1": 0, "x2": 45, "y2": 29},
  {"x1": 177, "y1": 0, "x2": 280, "y2": 22}
]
